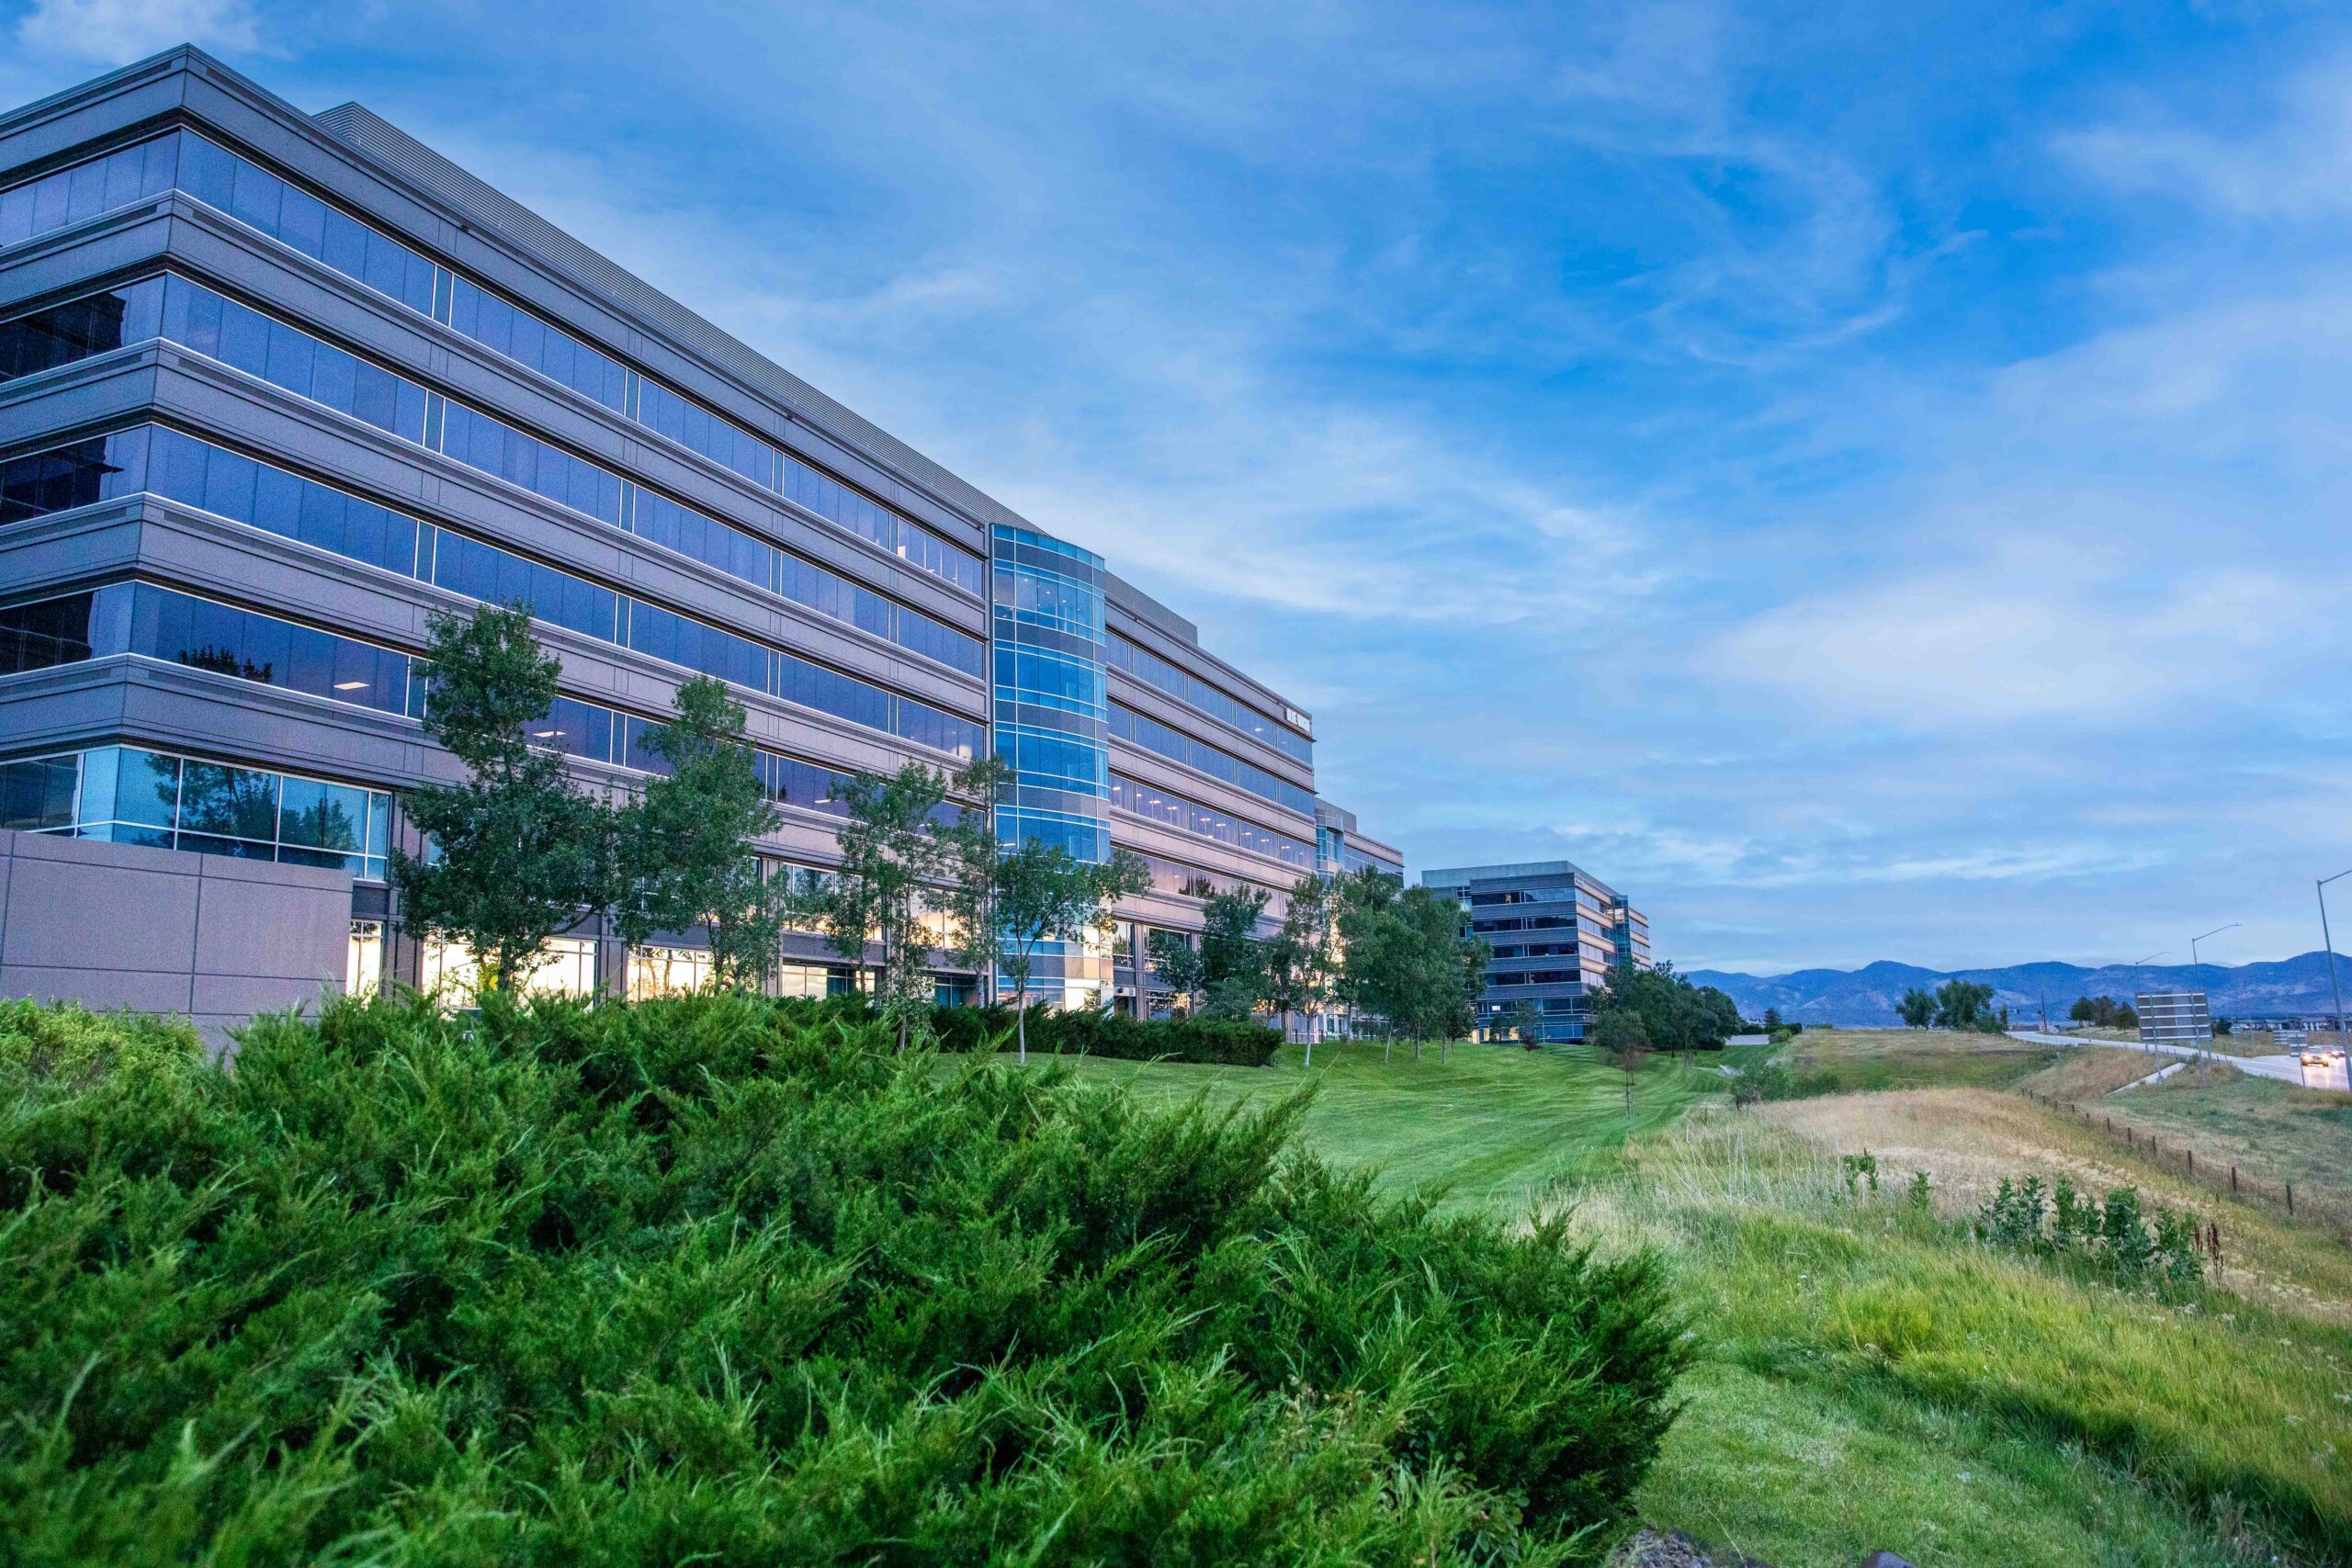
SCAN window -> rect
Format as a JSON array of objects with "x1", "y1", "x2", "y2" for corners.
[
  {"x1": 628, "y1": 945, "x2": 712, "y2": 999},
  {"x1": 346, "y1": 919, "x2": 383, "y2": 997},
  {"x1": 0, "y1": 744, "x2": 390, "y2": 878},
  {"x1": 3, "y1": 130, "x2": 984, "y2": 593},
  {"x1": 1104, "y1": 633, "x2": 1311, "y2": 764},
  {"x1": 421, "y1": 935, "x2": 598, "y2": 1000},
  {"x1": 776, "y1": 963, "x2": 833, "y2": 998}
]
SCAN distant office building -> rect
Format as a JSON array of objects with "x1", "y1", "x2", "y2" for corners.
[
  {"x1": 1419, "y1": 861, "x2": 1649, "y2": 1043},
  {"x1": 2137, "y1": 991, "x2": 2211, "y2": 1047},
  {"x1": 0, "y1": 49, "x2": 1394, "y2": 1030},
  {"x1": 1314, "y1": 799, "x2": 1403, "y2": 882}
]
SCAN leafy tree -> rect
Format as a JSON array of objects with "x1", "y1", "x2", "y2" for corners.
[
  {"x1": 1933, "y1": 978, "x2": 1999, "y2": 1032},
  {"x1": 1267, "y1": 874, "x2": 1340, "y2": 1061},
  {"x1": 1146, "y1": 929, "x2": 1204, "y2": 1014},
  {"x1": 956, "y1": 838, "x2": 1149, "y2": 1064},
  {"x1": 794, "y1": 757, "x2": 1001, "y2": 1050},
  {"x1": 612, "y1": 676, "x2": 784, "y2": 993},
  {"x1": 1590, "y1": 1008, "x2": 1650, "y2": 1112},
  {"x1": 2069, "y1": 994, "x2": 2139, "y2": 1032},
  {"x1": 1896, "y1": 987, "x2": 1936, "y2": 1029},
  {"x1": 1199, "y1": 886, "x2": 1272, "y2": 1019},
  {"x1": 1591, "y1": 962, "x2": 1738, "y2": 1053},
  {"x1": 1337, "y1": 876, "x2": 1484, "y2": 1060},
  {"x1": 1506, "y1": 998, "x2": 1544, "y2": 1050},
  {"x1": 391, "y1": 604, "x2": 615, "y2": 995},
  {"x1": 1762, "y1": 1007, "x2": 1782, "y2": 1032}
]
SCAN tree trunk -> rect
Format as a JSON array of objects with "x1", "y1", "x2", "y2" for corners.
[{"x1": 1017, "y1": 988, "x2": 1030, "y2": 1066}]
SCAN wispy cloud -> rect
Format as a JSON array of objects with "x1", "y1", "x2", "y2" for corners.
[
  {"x1": 15, "y1": 0, "x2": 261, "y2": 62},
  {"x1": 7, "y1": 0, "x2": 2345, "y2": 973}
]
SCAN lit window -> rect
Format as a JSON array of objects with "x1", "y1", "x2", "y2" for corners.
[
  {"x1": 627, "y1": 944, "x2": 712, "y2": 999},
  {"x1": 420, "y1": 935, "x2": 598, "y2": 1001},
  {"x1": 345, "y1": 919, "x2": 382, "y2": 997}
]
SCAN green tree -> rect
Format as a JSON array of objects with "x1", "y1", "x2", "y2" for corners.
[
  {"x1": 1146, "y1": 929, "x2": 1204, "y2": 1015},
  {"x1": 1589, "y1": 1007, "x2": 1650, "y2": 1113},
  {"x1": 1591, "y1": 961, "x2": 1737, "y2": 1053},
  {"x1": 1506, "y1": 998, "x2": 1544, "y2": 1049},
  {"x1": 957, "y1": 838, "x2": 1150, "y2": 1064},
  {"x1": 1199, "y1": 886, "x2": 1272, "y2": 1020},
  {"x1": 1338, "y1": 877, "x2": 1484, "y2": 1061},
  {"x1": 612, "y1": 677, "x2": 784, "y2": 993},
  {"x1": 1933, "y1": 978, "x2": 1998, "y2": 1032},
  {"x1": 1267, "y1": 874, "x2": 1340, "y2": 1062},
  {"x1": 1762, "y1": 1006, "x2": 1782, "y2": 1032},
  {"x1": 390, "y1": 604, "x2": 615, "y2": 995},
  {"x1": 1896, "y1": 987, "x2": 1936, "y2": 1029},
  {"x1": 795, "y1": 757, "x2": 1002, "y2": 1050}
]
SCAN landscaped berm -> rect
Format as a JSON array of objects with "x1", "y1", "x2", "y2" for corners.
[{"x1": 0, "y1": 995, "x2": 1686, "y2": 1564}]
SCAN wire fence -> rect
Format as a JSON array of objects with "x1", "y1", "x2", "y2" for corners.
[{"x1": 2018, "y1": 1087, "x2": 2352, "y2": 1242}]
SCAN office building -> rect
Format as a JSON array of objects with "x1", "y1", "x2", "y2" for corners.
[
  {"x1": 0, "y1": 48, "x2": 1395, "y2": 1032},
  {"x1": 1418, "y1": 860, "x2": 1650, "y2": 1043}
]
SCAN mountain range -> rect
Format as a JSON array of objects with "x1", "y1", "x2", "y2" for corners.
[{"x1": 1681, "y1": 953, "x2": 2352, "y2": 1028}]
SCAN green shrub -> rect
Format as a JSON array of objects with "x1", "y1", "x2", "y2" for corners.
[
  {"x1": 0, "y1": 993, "x2": 1682, "y2": 1562},
  {"x1": 0, "y1": 998, "x2": 203, "y2": 1082},
  {"x1": 929, "y1": 1001, "x2": 1282, "y2": 1066},
  {"x1": 1972, "y1": 1172, "x2": 2202, "y2": 1294}
]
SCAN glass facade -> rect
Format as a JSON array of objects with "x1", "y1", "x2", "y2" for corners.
[
  {"x1": 0, "y1": 129, "x2": 984, "y2": 594},
  {"x1": 0, "y1": 423, "x2": 981, "y2": 759},
  {"x1": 1109, "y1": 702, "x2": 1316, "y2": 818},
  {"x1": 0, "y1": 744, "x2": 390, "y2": 879},
  {"x1": 1105, "y1": 632, "x2": 1312, "y2": 764},
  {"x1": 1108, "y1": 772, "x2": 1313, "y2": 869},
  {"x1": 0, "y1": 281, "x2": 985, "y2": 675},
  {"x1": 1, "y1": 581, "x2": 424, "y2": 716},
  {"x1": 990, "y1": 524, "x2": 1112, "y2": 1002}
]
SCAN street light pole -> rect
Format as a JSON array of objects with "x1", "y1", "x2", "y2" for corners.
[
  {"x1": 2320, "y1": 870, "x2": 2352, "y2": 1050},
  {"x1": 2188, "y1": 923, "x2": 2239, "y2": 1072}
]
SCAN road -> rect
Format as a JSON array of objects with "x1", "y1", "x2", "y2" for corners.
[{"x1": 2006, "y1": 1030, "x2": 2349, "y2": 1093}]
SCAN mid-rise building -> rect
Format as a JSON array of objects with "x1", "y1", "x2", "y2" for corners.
[
  {"x1": 1418, "y1": 860, "x2": 1649, "y2": 1043},
  {"x1": 0, "y1": 48, "x2": 1396, "y2": 1031}
]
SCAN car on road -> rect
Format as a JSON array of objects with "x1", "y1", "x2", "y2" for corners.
[{"x1": 2300, "y1": 1047, "x2": 2348, "y2": 1066}]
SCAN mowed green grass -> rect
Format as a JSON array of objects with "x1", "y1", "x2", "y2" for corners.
[{"x1": 1055, "y1": 1037, "x2": 1756, "y2": 1213}]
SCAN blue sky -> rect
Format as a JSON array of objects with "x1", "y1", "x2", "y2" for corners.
[{"x1": 6, "y1": 0, "x2": 2349, "y2": 976}]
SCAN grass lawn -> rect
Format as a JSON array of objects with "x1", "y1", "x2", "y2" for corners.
[
  {"x1": 1053, "y1": 1029, "x2": 2352, "y2": 1566},
  {"x1": 1054, "y1": 1036, "x2": 1755, "y2": 1213}
]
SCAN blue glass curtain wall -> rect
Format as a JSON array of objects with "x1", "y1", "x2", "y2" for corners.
[
  {"x1": 989, "y1": 525, "x2": 1113, "y2": 1000},
  {"x1": 0, "y1": 423, "x2": 981, "y2": 760},
  {"x1": 0, "y1": 580, "x2": 424, "y2": 716},
  {"x1": 0, "y1": 277, "x2": 983, "y2": 678},
  {"x1": 0, "y1": 130, "x2": 983, "y2": 594},
  {"x1": 0, "y1": 743, "x2": 392, "y2": 879}
]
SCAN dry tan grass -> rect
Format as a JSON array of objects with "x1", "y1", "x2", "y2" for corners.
[
  {"x1": 2018, "y1": 1043, "x2": 2176, "y2": 1099},
  {"x1": 1756, "y1": 1089, "x2": 2352, "y2": 1327}
]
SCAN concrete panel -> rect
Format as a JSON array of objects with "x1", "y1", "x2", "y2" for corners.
[
  {"x1": 190, "y1": 973, "x2": 336, "y2": 1018},
  {"x1": 192, "y1": 857, "x2": 351, "y2": 983},
  {"x1": 0, "y1": 831, "x2": 353, "y2": 1039},
  {"x1": 0, "y1": 963, "x2": 194, "y2": 1014},
  {"x1": 1, "y1": 840, "x2": 199, "y2": 971}
]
